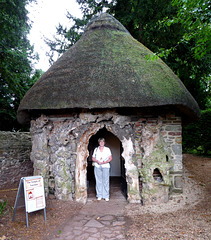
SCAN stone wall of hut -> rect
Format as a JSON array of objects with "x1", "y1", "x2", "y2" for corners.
[
  {"x1": 0, "y1": 131, "x2": 33, "y2": 189},
  {"x1": 30, "y1": 111, "x2": 183, "y2": 205},
  {"x1": 134, "y1": 114, "x2": 183, "y2": 205}
]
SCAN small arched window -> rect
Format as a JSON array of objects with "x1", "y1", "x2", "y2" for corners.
[{"x1": 153, "y1": 168, "x2": 163, "y2": 182}]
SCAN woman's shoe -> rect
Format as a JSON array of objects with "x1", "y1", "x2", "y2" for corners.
[{"x1": 105, "y1": 198, "x2": 109, "y2": 202}]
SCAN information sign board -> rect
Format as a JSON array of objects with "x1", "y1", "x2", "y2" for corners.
[
  {"x1": 12, "y1": 176, "x2": 46, "y2": 227},
  {"x1": 24, "y1": 176, "x2": 46, "y2": 213}
]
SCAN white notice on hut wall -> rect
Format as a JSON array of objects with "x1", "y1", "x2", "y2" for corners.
[{"x1": 23, "y1": 176, "x2": 46, "y2": 213}]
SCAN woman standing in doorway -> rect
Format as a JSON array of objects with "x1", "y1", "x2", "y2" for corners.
[{"x1": 92, "y1": 138, "x2": 112, "y2": 201}]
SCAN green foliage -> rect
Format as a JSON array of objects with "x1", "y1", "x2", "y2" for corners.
[
  {"x1": 166, "y1": 0, "x2": 211, "y2": 60},
  {"x1": 0, "y1": 0, "x2": 41, "y2": 131},
  {"x1": 46, "y1": 0, "x2": 210, "y2": 110},
  {"x1": 158, "y1": 0, "x2": 211, "y2": 109},
  {"x1": 183, "y1": 109, "x2": 211, "y2": 156},
  {"x1": 109, "y1": 0, "x2": 182, "y2": 53},
  {"x1": 44, "y1": 17, "x2": 87, "y2": 64},
  {"x1": 0, "y1": 199, "x2": 8, "y2": 217}
]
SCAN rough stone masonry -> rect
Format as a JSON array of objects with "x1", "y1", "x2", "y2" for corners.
[
  {"x1": 0, "y1": 131, "x2": 33, "y2": 189},
  {"x1": 30, "y1": 110, "x2": 183, "y2": 205}
]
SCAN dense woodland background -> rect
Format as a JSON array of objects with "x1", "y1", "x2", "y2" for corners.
[{"x1": 0, "y1": 0, "x2": 210, "y2": 155}]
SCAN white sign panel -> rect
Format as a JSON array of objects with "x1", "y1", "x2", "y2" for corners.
[
  {"x1": 13, "y1": 176, "x2": 47, "y2": 227},
  {"x1": 23, "y1": 176, "x2": 46, "y2": 213}
]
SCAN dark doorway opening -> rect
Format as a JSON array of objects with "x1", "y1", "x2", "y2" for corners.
[
  {"x1": 120, "y1": 144, "x2": 127, "y2": 199},
  {"x1": 87, "y1": 127, "x2": 127, "y2": 200}
]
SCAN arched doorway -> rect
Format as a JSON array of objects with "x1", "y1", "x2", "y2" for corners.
[
  {"x1": 87, "y1": 127, "x2": 127, "y2": 200},
  {"x1": 75, "y1": 122, "x2": 140, "y2": 204}
]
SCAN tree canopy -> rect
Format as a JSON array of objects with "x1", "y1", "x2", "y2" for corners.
[
  {"x1": 164, "y1": 0, "x2": 211, "y2": 60},
  {"x1": 0, "y1": 0, "x2": 42, "y2": 131},
  {"x1": 46, "y1": 0, "x2": 210, "y2": 110}
]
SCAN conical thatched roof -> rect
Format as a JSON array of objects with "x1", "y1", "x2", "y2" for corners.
[{"x1": 17, "y1": 13, "x2": 200, "y2": 124}]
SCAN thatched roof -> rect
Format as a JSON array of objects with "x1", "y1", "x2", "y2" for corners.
[{"x1": 17, "y1": 13, "x2": 200, "y2": 124}]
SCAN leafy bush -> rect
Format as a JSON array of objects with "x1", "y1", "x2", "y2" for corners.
[{"x1": 183, "y1": 109, "x2": 211, "y2": 156}]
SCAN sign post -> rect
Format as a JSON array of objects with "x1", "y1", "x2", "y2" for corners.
[{"x1": 12, "y1": 176, "x2": 46, "y2": 227}]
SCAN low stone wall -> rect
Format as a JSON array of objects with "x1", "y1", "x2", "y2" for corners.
[{"x1": 0, "y1": 131, "x2": 33, "y2": 189}]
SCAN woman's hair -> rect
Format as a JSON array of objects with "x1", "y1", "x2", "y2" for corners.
[{"x1": 98, "y1": 138, "x2": 105, "y2": 143}]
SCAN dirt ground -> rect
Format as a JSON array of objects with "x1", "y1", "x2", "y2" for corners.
[
  {"x1": 0, "y1": 154, "x2": 210, "y2": 240},
  {"x1": 125, "y1": 154, "x2": 211, "y2": 240}
]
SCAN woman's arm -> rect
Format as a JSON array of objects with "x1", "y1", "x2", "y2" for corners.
[
  {"x1": 92, "y1": 156, "x2": 99, "y2": 164},
  {"x1": 104, "y1": 155, "x2": 112, "y2": 163},
  {"x1": 92, "y1": 148, "x2": 100, "y2": 164}
]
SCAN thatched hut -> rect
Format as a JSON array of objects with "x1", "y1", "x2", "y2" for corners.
[{"x1": 18, "y1": 13, "x2": 200, "y2": 205}]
